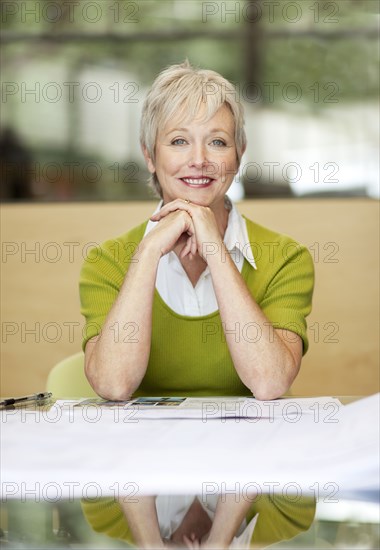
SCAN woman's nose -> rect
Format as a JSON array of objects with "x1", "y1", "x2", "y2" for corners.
[{"x1": 188, "y1": 144, "x2": 208, "y2": 168}]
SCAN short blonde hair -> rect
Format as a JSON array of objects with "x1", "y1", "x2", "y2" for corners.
[{"x1": 140, "y1": 60, "x2": 246, "y2": 197}]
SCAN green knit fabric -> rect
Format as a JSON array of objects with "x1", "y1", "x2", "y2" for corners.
[{"x1": 79, "y1": 216, "x2": 314, "y2": 398}]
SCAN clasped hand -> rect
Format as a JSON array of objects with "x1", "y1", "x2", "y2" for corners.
[
  {"x1": 148, "y1": 199, "x2": 224, "y2": 261},
  {"x1": 164, "y1": 532, "x2": 215, "y2": 549}
]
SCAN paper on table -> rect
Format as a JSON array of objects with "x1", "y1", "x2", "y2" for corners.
[
  {"x1": 1, "y1": 394, "x2": 377, "y2": 499},
  {"x1": 56, "y1": 395, "x2": 341, "y2": 421}
]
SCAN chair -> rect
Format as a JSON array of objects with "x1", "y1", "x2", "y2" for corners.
[{"x1": 46, "y1": 352, "x2": 97, "y2": 399}]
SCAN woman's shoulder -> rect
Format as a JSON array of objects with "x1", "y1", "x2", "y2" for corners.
[
  {"x1": 241, "y1": 215, "x2": 313, "y2": 269},
  {"x1": 242, "y1": 215, "x2": 294, "y2": 244},
  {"x1": 82, "y1": 219, "x2": 149, "y2": 268},
  {"x1": 101, "y1": 220, "x2": 148, "y2": 249}
]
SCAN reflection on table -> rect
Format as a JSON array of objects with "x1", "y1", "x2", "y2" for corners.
[{"x1": 1, "y1": 496, "x2": 379, "y2": 548}]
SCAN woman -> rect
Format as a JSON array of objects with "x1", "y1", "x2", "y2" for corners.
[{"x1": 80, "y1": 61, "x2": 315, "y2": 548}]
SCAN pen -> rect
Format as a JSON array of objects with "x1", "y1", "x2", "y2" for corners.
[{"x1": 0, "y1": 392, "x2": 52, "y2": 407}]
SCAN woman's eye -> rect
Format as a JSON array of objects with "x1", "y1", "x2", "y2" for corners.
[
  {"x1": 211, "y1": 139, "x2": 226, "y2": 146},
  {"x1": 171, "y1": 138, "x2": 187, "y2": 145}
]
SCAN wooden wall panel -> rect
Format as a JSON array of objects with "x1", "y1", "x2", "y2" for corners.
[{"x1": 1, "y1": 200, "x2": 379, "y2": 397}]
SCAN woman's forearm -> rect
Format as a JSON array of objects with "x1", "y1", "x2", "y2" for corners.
[
  {"x1": 85, "y1": 242, "x2": 161, "y2": 400},
  {"x1": 205, "y1": 494, "x2": 253, "y2": 548},
  {"x1": 208, "y1": 244, "x2": 300, "y2": 400},
  {"x1": 118, "y1": 496, "x2": 165, "y2": 549},
  {"x1": 85, "y1": 209, "x2": 197, "y2": 400}
]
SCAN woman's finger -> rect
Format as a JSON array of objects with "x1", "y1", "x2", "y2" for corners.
[
  {"x1": 182, "y1": 234, "x2": 197, "y2": 260},
  {"x1": 183, "y1": 534, "x2": 193, "y2": 548},
  {"x1": 183, "y1": 534, "x2": 200, "y2": 549},
  {"x1": 190, "y1": 234, "x2": 197, "y2": 257},
  {"x1": 150, "y1": 199, "x2": 195, "y2": 220},
  {"x1": 180, "y1": 235, "x2": 192, "y2": 259}
]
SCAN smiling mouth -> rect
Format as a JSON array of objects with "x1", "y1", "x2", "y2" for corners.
[{"x1": 180, "y1": 177, "x2": 214, "y2": 186}]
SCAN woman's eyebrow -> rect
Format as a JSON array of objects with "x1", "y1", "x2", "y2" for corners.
[
  {"x1": 165, "y1": 127, "x2": 232, "y2": 136},
  {"x1": 209, "y1": 128, "x2": 230, "y2": 134},
  {"x1": 164, "y1": 127, "x2": 189, "y2": 136}
]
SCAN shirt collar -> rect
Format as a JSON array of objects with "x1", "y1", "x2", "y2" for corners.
[
  {"x1": 224, "y1": 197, "x2": 257, "y2": 270},
  {"x1": 144, "y1": 197, "x2": 256, "y2": 270}
]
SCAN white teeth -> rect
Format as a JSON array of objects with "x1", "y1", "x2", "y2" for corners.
[{"x1": 182, "y1": 178, "x2": 211, "y2": 185}]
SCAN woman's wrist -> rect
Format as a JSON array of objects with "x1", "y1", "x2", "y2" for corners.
[
  {"x1": 135, "y1": 237, "x2": 163, "y2": 264},
  {"x1": 203, "y1": 240, "x2": 232, "y2": 270},
  {"x1": 203, "y1": 531, "x2": 230, "y2": 548}
]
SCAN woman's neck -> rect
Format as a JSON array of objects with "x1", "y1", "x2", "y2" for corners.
[{"x1": 212, "y1": 195, "x2": 231, "y2": 239}]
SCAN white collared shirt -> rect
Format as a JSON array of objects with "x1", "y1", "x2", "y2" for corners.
[{"x1": 144, "y1": 197, "x2": 256, "y2": 316}]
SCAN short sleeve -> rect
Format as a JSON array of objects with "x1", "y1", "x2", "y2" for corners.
[
  {"x1": 259, "y1": 241, "x2": 315, "y2": 355},
  {"x1": 79, "y1": 241, "x2": 126, "y2": 351},
  {"x1": 79, "y1": 222, "x2": 148, "y2": 351}
]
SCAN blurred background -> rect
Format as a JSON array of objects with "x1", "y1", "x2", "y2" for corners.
[{"x1": 1, "y1": 0, "x2": 379, "y2": 201}]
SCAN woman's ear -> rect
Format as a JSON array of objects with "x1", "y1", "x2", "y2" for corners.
[
  {"x1": 236, "y1": 143, "x2": 247, "y2": 172},
  {"x1": 142, "y1": 145, "x2": 155, "y2": 174},
  {"x1": 239, "y1": 143, "x2": 247, "y2": 163}
]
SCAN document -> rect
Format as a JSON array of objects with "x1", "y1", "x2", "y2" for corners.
[{"x1": 56, "y1": 395, "x2": 342, "y2": 421}]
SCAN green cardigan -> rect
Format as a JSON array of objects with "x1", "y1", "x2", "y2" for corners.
[{"x1": 79, "y1": 216, "x2": 314, "y2": 397}]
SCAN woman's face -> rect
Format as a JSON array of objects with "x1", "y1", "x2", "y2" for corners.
[{"x1": 144, "y1": 104, "x2": 239, "y2": 209}]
